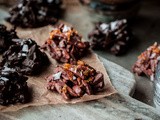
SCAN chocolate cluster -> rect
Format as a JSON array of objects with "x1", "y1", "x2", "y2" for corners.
[
  {"x1": 46, "y1": 61, "x2": 104, "y2": 100},
  {"x1": 43, "y1": 24, "x2": 90, "y2": 63},
  {"x1": 1, "y1": 38, "x2": 49, "y2": 75},
  {"x1": 88, "y1": 19, "x2": 132, "y2": 55},
  {"x1": 0, "y1": 24, "x2": 18, "y2": 53},
  {"x1": 0, "y1": 65, "x2": 28, "y2": 105},
  {"x1": 6, "y1": 0, "x2": 62, "y2": 28},
  {"x1": 132, "y1": 42, "x2": 160, "y2": 81}
]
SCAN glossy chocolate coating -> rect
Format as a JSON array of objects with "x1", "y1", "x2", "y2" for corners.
[{"x1": 1, "y1": 38, "x2": 49, "y2": 75}]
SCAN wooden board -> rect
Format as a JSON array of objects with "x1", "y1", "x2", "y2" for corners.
[
  {"x1": 0, "y1": 57, "x2": 138, "y2": 119},
  {"x1": 0, "y1": 58, "x2": 159, "y2": 120}
]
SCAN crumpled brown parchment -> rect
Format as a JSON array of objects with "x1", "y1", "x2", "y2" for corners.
[{"x1": 0, "y1": 24, "x2": 117, "y2": 112}]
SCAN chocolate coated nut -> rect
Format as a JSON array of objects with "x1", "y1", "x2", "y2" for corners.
[
  {"x1": 0, "y1": 24, "x2": 18, "y2": 53},
  {"x1": 88, "y1": 19, "x2": 132, "y2": 55},
  {"x1": 1, "y1": 38, "x2": 49, "y2": 75},
  {"x1": 43, "y1": 24, "x2": 90, "y2": 63},
  {"x1": 46, "y1": 61, "x2": 104, "y2": 100},
  {"x1": 132, "y1": 42, "x2": 160, "y2": 81},
  {"x1": 0, "y1": 66, "x2": 28, "y2": 105},
  {"x1": 6, "y1": 0, "x2": 62, "y2": 28}
]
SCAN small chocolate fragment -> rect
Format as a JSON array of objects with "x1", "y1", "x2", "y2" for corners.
[
  {"x1": 132, "y1": 42, "x2": 160, "y2": 81},
  {"x1": 43, "y1": 24, "x2": 90, "y2": 63},
  {"x1": 6, "y1": 0, "x2": 62, "y2": 28},
  {"x1": 0, "y1": 24, "x2": 18, "y2": 53},
  {"x1": 88, "y1": 19, "x2": 132, "y2": 55},
  {"x1": 1, "y1": 38, "x2": 49, "y2": 75},
  {"x1": 46, "y1": 60, "x2": 104, "y2": 100},
  {"x1": 0, "y1": 65, "x2": 28, "y2": 105}
]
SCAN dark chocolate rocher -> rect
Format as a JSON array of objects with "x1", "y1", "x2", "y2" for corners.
[
  {"x1": 88, "y1": 19, "x2": 132, "y2": 55},
  {"x1": 0, "y1": 65, "x2": 28, "y2": 105},
  {"x1": 6, "y1": 0, "x2": 62, "y2": 28},
  {"x1": 0, "y1": 24, "x2": 18, "y2": 53},
  {"x1": 1, "y1": 38, "x2": 49, "y2": 75}
]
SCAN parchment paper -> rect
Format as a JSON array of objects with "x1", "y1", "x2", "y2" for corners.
[{"x1": 0, "y1": 25, "x2": 117, "y2": 112}]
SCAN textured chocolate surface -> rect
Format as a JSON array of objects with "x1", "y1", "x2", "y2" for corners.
[
  {"x1": 6, "y1": 0, "x2": 62, "y2": 28},
  {"x1": 43, "y1": 24, "x2": 90, "y2": 63},
  {"x1": 46, "y1": 60, "x2": 104, "y2": 100},
  {"x1": 88, "y1": 19, "x2": 132, "y2": 55},
  {"x1": 1, "y1": 38, "x2": 49, "y2": 75},
  {"x1": 132, "y1": 42, "x2": 160, "y2": 81},
  {"x1": 0, "y1": 65, "x2": 28, "y2": 105},
  {"x1": 0, "y1": 24, "x2": 18, "y2": 53}
]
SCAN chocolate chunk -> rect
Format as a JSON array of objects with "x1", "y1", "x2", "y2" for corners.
[
  {"x1": 0, "y1": 65, "x2": 28, "y2": 105},
  {"x1": 1, "y1": 38, "x2": 49, "y2": 75},
  {"x1": 0, "y1": 24, "x2": 18, "y2": 53},
  {"x1": 88, "y1": 19, "x2": 132, "y2": 55},
  {"x1": 42, "y1": 24, "x2": 90, "y2": 63},
  {"x1": 132, "y1": 42, "x2": 160, "y2": 81},
  {"x1": 46, "y1": 60, "x2": 104, "y2": 100},
  {"x1": 6, "y1": 0, "x2": 62, "y2": 28}
]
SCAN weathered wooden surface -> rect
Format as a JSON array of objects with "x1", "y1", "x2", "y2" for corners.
[
  {"x1": 2, "y1": 93, "x2": 160, "y2": 120},
  {"x1": 0, "y1": 57, "x2": 159, "y2": 120},
  {"x1": 100, "y1": 57, "x2": 136, "y2": 96}
]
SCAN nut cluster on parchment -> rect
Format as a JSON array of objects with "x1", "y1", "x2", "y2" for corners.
[
  {"x1": 0, "y1": 65, "x2": 28, "y2": 105},
  {"x1": 43, "y1": 24, "x2": 90, "y2": 64},
  {"x1": 46, "y1": 61, "x2": 104, "y2": 100},
  {"x1": 132, "y1": 42, "x2": 160, "y2": 81}
]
